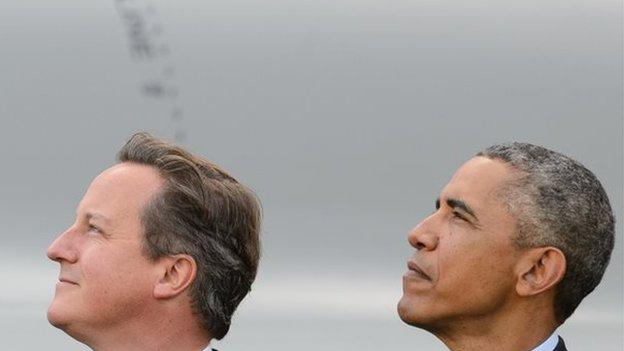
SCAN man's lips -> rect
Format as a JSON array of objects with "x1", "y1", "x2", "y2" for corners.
[
  {"x1": 406, "y1": 261, "x2": 432, "y2": 281},
  {"x1": 58, "y1": 277, "x2": 78, "y2": 285}
]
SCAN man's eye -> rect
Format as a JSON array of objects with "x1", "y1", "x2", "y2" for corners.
[
  {"x1": 452, "y1": 211, "x2": 466, "y2": 221},
  {"x1": 88, "y1": 224, "x2": 101, "y2": 233}
]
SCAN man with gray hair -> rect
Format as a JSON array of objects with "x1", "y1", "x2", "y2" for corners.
[
  {"x1": 47, "y1": 132, "x2": 261, "y2": 351},
  {"x1": 398, "y1": 142, "x2": 614, "y2": 351}
]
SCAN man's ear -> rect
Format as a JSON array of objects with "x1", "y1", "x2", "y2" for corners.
[
  {"x1": 153, "y1": 254, "x2": 197, "y2": 299},
  {"x1": 515, "y1": 247, "x2": 566, "y2": 297}
]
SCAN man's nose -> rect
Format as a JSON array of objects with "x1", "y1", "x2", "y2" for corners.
[
  {"x1": 407, "y1": 215, "x2": 439, "y2": 251},
  {"x1": 46, "y1": 227, "x2": 78, "y2": 263}
]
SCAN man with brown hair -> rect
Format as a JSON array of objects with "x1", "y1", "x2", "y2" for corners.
[
  {"x1": 47, "y1": 132, "x2": 261, "y2": 351},
  {"x1": 398, "y1": 142, "x2": 614, "y2": 351}
]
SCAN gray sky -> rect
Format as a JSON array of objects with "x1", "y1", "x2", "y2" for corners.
[{"x1": 0, "y1": 0, "x2": 622, "y2": 350}]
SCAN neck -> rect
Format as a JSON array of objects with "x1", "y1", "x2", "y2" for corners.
[
  {"x1": 85, "y1": 303, "x2": 211, "y2": 351},
  {"x1": 432, "y1": 299, "x2": 558, "y2": 351}
]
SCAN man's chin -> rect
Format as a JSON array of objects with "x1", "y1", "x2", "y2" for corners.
[
  {"x1": 397, "y1": 295, "x2": 432, "y2": 328},
  {"x1": 47, "y1": 301, "x2": 72, "y2": 330},
  {"x1": 397, "y1": 296, "x2": 418, "y2": 325},
  {"x1": 47, "y1": 305, "x2": 93, "y2": 346}
]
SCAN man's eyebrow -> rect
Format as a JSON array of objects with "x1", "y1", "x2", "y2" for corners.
[
  {"x1": 446, "y1": 198, "x2": 478, "y2": 220},
  {"x1": 85, "y1": 212, "x2": 111, "y2": 224}
]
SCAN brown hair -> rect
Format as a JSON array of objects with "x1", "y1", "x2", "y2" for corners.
[{"x1": 117, "y1": 132, "x2": 261, "y2": 339}]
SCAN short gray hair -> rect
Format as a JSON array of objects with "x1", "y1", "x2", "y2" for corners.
[
  {"x1": 117, "y1": 132, "x2": 261, "y2": 340},
  {"x1": 477, "y1": 142, "x2": 614, "y2": 323}
]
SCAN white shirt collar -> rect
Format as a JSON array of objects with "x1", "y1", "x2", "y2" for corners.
[
  {"x1": 201, "y1": 333, "x2": 559, "y2": 351},
  {"x1": 530, "y1": 331, "x2": 559, "y2": 351}
]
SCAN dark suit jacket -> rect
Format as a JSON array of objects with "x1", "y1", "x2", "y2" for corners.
[{"x1": 553, "y1": 336, "x2": 567, "y2": 351}]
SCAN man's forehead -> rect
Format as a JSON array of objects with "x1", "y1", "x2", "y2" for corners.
[
  {"x1": 440, "y1": 157, "x2": 513, "y2": 204},
  {"x1": 92, "y1": 163, "x2": 162, "y2": 192},
  {"x1": 96, "y1": 162, "x2": 161, "y2": 183},
  {"x1": 78, "y1": 163, "x2": 163, "y2": 217}
]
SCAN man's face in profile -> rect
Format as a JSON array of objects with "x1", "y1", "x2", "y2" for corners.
[
  {"x1": 47, "y1": 163, "x2": 164, "y2": 339},
  {"x1": 398, "y1": 157, "x2": 523, "y2": 329}
]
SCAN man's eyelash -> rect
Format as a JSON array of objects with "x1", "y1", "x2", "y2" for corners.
[{"x1": 452, "y1": 211, "x2": 466, "y2": 220}]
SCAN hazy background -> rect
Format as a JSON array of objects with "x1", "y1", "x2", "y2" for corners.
[{"x1": 0, "y1": 0, "x2": 621, "y2": 350}]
